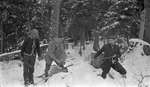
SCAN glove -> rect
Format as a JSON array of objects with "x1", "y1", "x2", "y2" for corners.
[{"x1": 112, "y1": 58, "x2": 117, "y2": 64}]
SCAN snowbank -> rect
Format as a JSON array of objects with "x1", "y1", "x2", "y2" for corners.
[
  {"x1": 122, "y1": 39, "x2": 150, "y2": 87},
  {"x1": 129, "y1": 39, "x2": 150, "y2": 46}
]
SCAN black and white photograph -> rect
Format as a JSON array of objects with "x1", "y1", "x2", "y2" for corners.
[{"x1": 0, "y1": 0, "x2": 150, "y2": 87}]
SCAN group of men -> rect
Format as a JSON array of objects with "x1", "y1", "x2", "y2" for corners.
[{"x1": 21, "y1": 29, "x2": 126, "y2": 86}]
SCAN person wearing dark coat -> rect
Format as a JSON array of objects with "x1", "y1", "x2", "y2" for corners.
[
  {"x1": 94, "y1": 39, "x2": 126, "y2": 79},
  {"x1": 21, "y1": 29, "x2": 41, "y2": 86}
]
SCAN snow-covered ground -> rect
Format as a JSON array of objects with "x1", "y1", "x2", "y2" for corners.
[{"x1": 0, "y1": 39, "x2": 150, "y2": 87}]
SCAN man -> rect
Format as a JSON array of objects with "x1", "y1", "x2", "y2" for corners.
[
  {"x1": 44, "y1": 36, "x2": 68, "y2": 78},
  {"x1": 94, "y1": 38, "x2": 126, "y2": 79},
  {"x1": 21, "y1": 29, "x2": 41, "y2": 86}
]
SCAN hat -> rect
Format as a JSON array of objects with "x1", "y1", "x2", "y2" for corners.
[{"x1": 29, "y1": 29, "x2": 39, "y2": 39}]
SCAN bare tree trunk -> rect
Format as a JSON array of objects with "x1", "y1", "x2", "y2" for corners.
[
  {"x1": 51, "y1": 0, "x2": 63, "y2": 37},
  {"x1": 93, "y1": 31, "x2": 100, "y2": 52},
  {"x1": 0, "y1": 21, "x2": 3, "y2": 53},
  {"x1": 139, "y1": 10, "x2": 145, "y2": 39},
  {"x1": 144, "y1": 0, "x2": 150, "y2": 43}
]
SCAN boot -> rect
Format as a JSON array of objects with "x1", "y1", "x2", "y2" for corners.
[
  {"x1": 24, "y1": 80, "x2": 30, "y2": 86},
  {"x1": 101, "y1": 73, "x2": 107, "y2": 79},
  {"x1": 29, "y1": 80, "x2": 34, "y2": 85}
]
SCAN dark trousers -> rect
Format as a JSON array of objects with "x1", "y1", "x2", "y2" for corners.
[
  {"x1": 23, "y1": 55, "x2": 36, "y2": 85},
  {"x1": 101, "y1": 59, "x2": 126, "y2": 79}
]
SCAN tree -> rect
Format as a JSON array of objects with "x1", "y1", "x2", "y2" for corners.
[
  {"x1": 143, "y1": 0, "x2": 150, "y2": 44},
  {"x1": 139, "y1": 9, "x2": 145, "y2": 39},
  {"x1": 0, "y1": 21, "x2": 3, "y2": 53},
  {"x1": 97, "y1": 0, "x2": 140, "y2": 38},
  {"x1": 50, "y1": 0, "x2": 63, "y2": 38},
  {"x1": 0, "y1": 0, "x2": 142, "y2": 53},
  {"x1": 0, "y1": 0, "x2": 52, "y2": 52},
  {"x1": 138, "y1": 0, "x2": 144, "y2": 39}
]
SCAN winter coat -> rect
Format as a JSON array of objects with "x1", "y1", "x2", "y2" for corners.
[
  {"x1": 45, "y1": 38, "x2": 66, "y2": 65},
  {"x1": 94, "y1": 44, "x2": 121, "y2": 59},
  {"x1": 21, "y1": 37, "x2": 41, "y2": 57},
  {"x1": 91, "y1": 43, "x2": 121, "y2": 68}
]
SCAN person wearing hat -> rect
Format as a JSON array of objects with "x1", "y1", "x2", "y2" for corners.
[
  {"x1": 21, "y1": 29, "x2": 41, "y2": 86},
  {"x1": 94, "y1": 38, "x2": 126, "y2": 79}
]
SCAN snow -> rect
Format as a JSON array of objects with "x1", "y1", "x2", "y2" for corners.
[
  {"x1": 101, "y1": 21, "x2": 119, "y2": 31},
  {"x1": 129, "y1": 38, "x2": 150, "y2": 45},
  {"x1": 122, "y1": 39, "x2": 150, "y2": 87},
  {"x1": 0, "y1": 39, "x2": 150, "y2": 87}
]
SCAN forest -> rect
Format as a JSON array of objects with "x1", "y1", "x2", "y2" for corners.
[
  {"x1": 2, "y1": 1, "x2": 150, "y2": 87},
  {"x1": 0, "y1": 0, "x2": 144, "y2": 53}
]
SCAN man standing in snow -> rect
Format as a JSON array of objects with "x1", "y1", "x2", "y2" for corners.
[
  {"x1": 44, "y1": 35, "x2": 68, "y2": 78},
  {"x1": 21, "y1": 29, "x2": 41, "y2": 86},
  {"x1": 94, "y1": 38, "x2": 126, "y2": 79}
]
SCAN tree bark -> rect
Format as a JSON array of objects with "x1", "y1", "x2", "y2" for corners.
[
  {"x1": 144, "y1": 0, "x2": 150, "y2": 43},
  {"x1": 93, "y1": 31, "x2": 100, "y2": 52},
  {"x1": 139, "y1": 10, "x2": 145, "y2": 39},
  {"x1": 0, "y1": 21, "x2": 3, "y2": 53},
  {"x1": 51, "y1": 0, "x2": 63, "y2": 37}
]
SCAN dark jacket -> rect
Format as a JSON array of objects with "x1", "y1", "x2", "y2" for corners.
[
  {"x1": 94, "y1": 43, "x2": 121, "y2": 61},
  {"x1": 21, "y1": 37, "x2": 41, "y2": 57}
]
